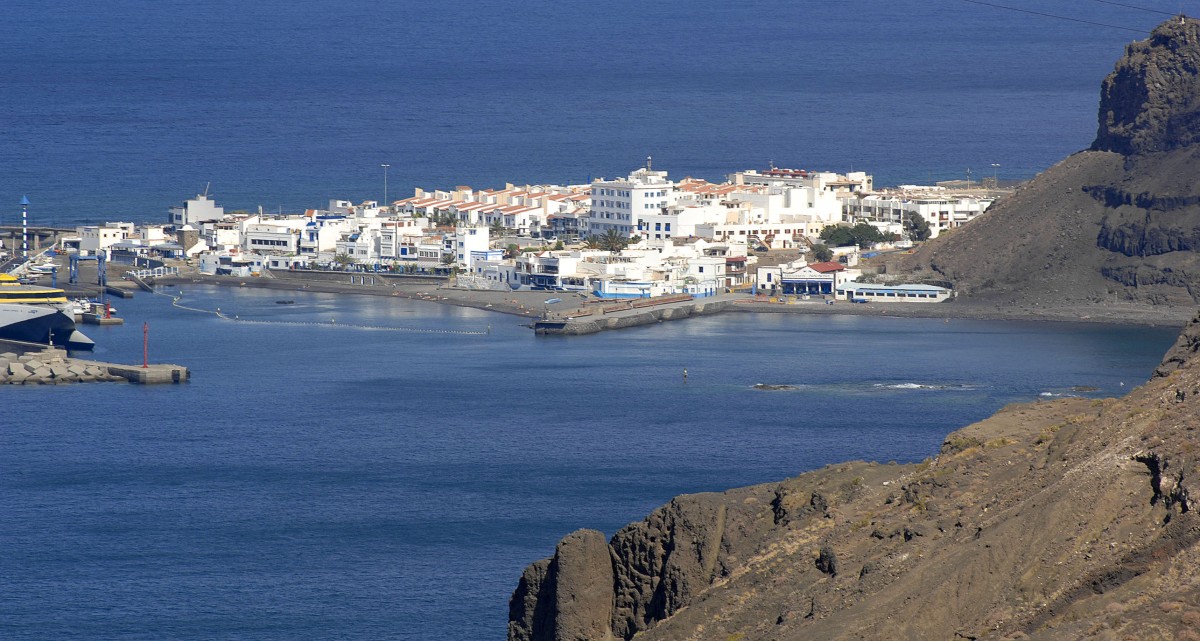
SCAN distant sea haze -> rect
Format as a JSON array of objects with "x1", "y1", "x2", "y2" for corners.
[{"x1": 0, "y1": 0, "x2": 1180, "y2": 226}]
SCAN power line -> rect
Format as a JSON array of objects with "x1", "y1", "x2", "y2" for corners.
[
  {"x1": 1081, "y1": 0, "x2": 1178, "y2": 16},
  {"x1": 958, "y1": 0, "x2": 1152, "y2": 33}
]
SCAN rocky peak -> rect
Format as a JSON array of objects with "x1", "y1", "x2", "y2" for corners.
[
  {"x1": 1155, "y1": 309, "x2": 1200, "y2": 377},
  {"x1": 1093, "y1": 16, "x2": 1200, "y2": 155}
]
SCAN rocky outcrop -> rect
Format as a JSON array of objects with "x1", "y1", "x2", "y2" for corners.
[
  {"x1": 1155, "y1": 309, "x2": 1200, "y2": 377},
  {"x1": 509, "y1": 314, "x2": 1200, "y2": 640},
  {"x1": 509, "y1": 530, "x2": 617, "y2": 641},
  {"x1": 902, "y1": 17, "x2": 1200, "y2": 310},
  {"x1": 1093, "y1": 17, "x2": 1200, "y2": 155}
]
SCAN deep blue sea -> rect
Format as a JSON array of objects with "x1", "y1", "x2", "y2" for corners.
[
  {"x1": 1, "y1": 2, "x2": 1190, "y2": 639},
  {"x1": 0, "y1": 0, "x2": 1187, "y2": 225},
  {"x1": 1, "y1": 286, "x2": 1180, "y2": 640}
]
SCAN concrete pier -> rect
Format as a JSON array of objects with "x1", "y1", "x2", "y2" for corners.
[
  {"x1": 534, "y1": 295, "x2": 738, "y2": 335},
  {"x1": 105, "y1": 363, "x2": 189, "y2": 384},
  {"x1": 0, "y1": 339, "x2": 188, "y2": 385},
  {"x1": 80, "y1": 313, "x2": 124, "y2": 326}
]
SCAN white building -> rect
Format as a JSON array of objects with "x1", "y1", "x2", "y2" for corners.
[
  {"x1": 836, "y1": 283, "x2": 952, "y2": 302},
  {"x1": 588, "y1": 165, "x2": 678, "y2": 237},
  {"x1": 842, "y1": 189, "x2": 993, "y2": 239},
  {"x1": 169, "y1": 194, "x2": 225, "y2": 227},
  {"x1": 454, "y1": 225, "x2": 490, "y2": 271},
  {"x1": 244, "y1": 219, "x2": 306, "y2": 255},
  {"x1": 77, "y1": 223, "x2": 134, "y2": 257},
  {"x1": 756, "y1": 260, "x2": 859, "y2": 296},
  {"x1": 300, "y1": 215, "x2": 351, "y2": 256}
]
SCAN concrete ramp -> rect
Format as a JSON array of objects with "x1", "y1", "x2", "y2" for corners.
[{"x1": 124, "y1": 272, "x2": 154, "y2": 292}]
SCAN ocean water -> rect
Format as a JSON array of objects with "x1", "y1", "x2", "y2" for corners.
[
  {"x1": 2, "y1": 2, "x2": 1189, "y2": 638},
  {"x1": 0, "y1": 286, "x2": 1180, "y2": 640},
  {"x1": 0, "y1": 0, "x2": 1186, "y2": 224}
]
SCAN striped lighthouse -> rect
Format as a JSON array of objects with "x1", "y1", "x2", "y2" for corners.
[{"x1": 20, "y1": 195, "x2": 29, "y2": 259}]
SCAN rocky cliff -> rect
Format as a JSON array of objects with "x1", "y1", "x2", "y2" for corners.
[
  {"x1": 903, "y1": 17, "x2": 1200, "y2": 311},
  {"x1": 507, "y1": 18, "x2": 1200, "y2": 641},
  {"x1": 509, "y1": 311, "x2": 1200, "y2": 640}
]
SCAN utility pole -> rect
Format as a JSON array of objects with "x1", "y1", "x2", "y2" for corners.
[{"x1": 381, "y1": 164, "x2": 390, "y2": 210}]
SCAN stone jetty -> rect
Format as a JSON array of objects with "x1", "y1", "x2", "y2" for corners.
[
  {"x1": 533, "y1": 294, "x2": 738, "y2": 335},
  {"x1": 0, "y1": 340, "x2": 189, "y2": 385}
]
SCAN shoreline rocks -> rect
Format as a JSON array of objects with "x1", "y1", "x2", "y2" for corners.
[{"x1": 0, "y1": 350, "x2": 127, "y2": 385}]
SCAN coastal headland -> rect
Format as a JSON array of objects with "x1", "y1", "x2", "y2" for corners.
[{"x1": 506, "y1": 17, "x2": 1200, "y2": 641}]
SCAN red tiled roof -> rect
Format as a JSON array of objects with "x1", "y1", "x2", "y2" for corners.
[{"x1": 807, "y1": 261, "x2": 846, "y2": 273}]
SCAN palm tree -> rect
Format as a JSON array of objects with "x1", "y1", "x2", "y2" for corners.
[{"x1": 596, "y1": 229, "x2": 629, "y2": 253}]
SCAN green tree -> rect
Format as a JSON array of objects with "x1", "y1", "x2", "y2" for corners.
[
  {"x1": 333, "y1": 252, "x2": 356, "y2": 268},
  {"x1": 820, "y1": 223, "x2": 887, "y2": 248},
  {"x1": 905, "y1": 213, "x2": 932, "y2": 242},
  {"x1": 504, "y1": 243, "x2": 520, "y2": 259},
  {"x1": 553, "y1": 240, "x2": 564, "y2": 250},
  {"x1": 584, "y1": 230, "x2": 626, "y2": 252},
  {"x1": 810, "y1": 243, "x2": 834, "y2": 263},
  {"x1": 596, "y1": 229, "x2": 629, "y2": 253}
]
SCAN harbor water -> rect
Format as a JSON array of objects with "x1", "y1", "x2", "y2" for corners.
[{"x1": 1, "y1": 286, "x2": 1180, "y2": 640}]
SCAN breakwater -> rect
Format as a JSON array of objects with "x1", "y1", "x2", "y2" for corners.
[
  {"x1": 534, "y1": 297, "x2": 735, "y2": 335},
  {"x1": 0, "y1": 339, "x2": 189, "y2": 385}
]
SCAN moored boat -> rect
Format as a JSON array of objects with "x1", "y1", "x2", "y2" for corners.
[
  {"x1": 0, "y1": 273, "x2": 68, "y2": 305},
  {"x1": 0, "y1": 303, "x2": 94, "y2": 351}
]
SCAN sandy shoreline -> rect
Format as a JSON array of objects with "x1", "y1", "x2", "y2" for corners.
[{"x1": 154, "y1": 272, "x2": 1196, "y2": 330}]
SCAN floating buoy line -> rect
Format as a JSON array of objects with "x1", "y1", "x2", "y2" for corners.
[{"x1": 156, "y1": 288, "x2": 491, "y2": 336}]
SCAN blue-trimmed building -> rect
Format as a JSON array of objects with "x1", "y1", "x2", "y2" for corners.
[{"x1": 836, "y1": 283, "x2": 952, "y2": 303}]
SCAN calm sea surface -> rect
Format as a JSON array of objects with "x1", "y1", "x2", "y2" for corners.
[
  {"x1": 1, "y1": 1, "x2": 1189, "y2": 638},
  {"x1": 1, "y1": 286, "x2": 1180, "y2": 640},
  {"x1": 0, "y1": 0, "x2": 1186, "y2": 224}
]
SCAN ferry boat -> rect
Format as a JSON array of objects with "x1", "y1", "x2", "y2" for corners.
[
  {"x1": 0, "y1": 303, "x2": 94, "y2": 350},
  {"x1": 0, "y1": 274, "x2": 94, "y2": 350},
  {"x1": 0, "y1": 273, "x2": 69, "y2": 305}
]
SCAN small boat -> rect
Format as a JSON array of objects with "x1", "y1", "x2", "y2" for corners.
[
  {"x1": 275, "y1": 300, "x2": 295, "y2": 305},
  {"x1": 544, "y1": 298, "x2": 562, "y2": 304}
]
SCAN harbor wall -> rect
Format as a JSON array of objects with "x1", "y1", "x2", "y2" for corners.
[
  {"x1": 0, "y1": 338, "x2": 188, "y2": 385},
  {"x1": 535, "y1": 298, "x2": 734, "y2": 335}
]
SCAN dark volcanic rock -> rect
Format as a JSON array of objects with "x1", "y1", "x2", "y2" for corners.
[
  {"x1": 903, "y1": 17, "x2": 1200, "y2": 310},
  {"x1": 1155, "y1": 309, "x2": 1200, "y2": 377},
  {"x1": 509, "y1": 320, "x2": 1200, "y2": 640},
  {"x1": 1093, "y1": 17, "x2": 1200, "y2": 155},
  {"x1": 552, "y1": 530, "x2": 614, "y2": 641},
  {"x1": 510, "y1": 530, "x2": 615, "y2": 641}
]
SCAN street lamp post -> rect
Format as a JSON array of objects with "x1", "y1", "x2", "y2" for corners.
[
  {"x1": 381, "y1": 164, "x2": 390, "y2": 210},
  {"x1": 991, "y1": 163, "x2": 1000, "y2": 190}
]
